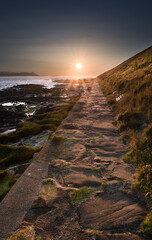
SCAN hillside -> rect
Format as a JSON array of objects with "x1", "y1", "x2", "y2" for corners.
[
  {"x1": 0, "y1": 72, "x2": 38, "y2": 76},
  {"x1": 97, "y1": 46, "x2": 152, "y2": 129},
  {"x1": 98, "y1": 46, "x2": 152, "y2": 235}
]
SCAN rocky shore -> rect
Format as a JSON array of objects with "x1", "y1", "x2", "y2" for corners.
[
  {"x1": 0, "y1": 79, "x2": 91, "y2": 201},
  {"x1": 0, "y1": 80, "x2": 85, "y2": 133}
]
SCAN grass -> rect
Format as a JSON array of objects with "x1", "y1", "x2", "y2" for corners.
[
  {"x1": 142, "y1": 213, "x2": 152, "y2": 235},
  {"x1": 93, "y1": 167, "x2": 102, "y2": 177},
  {"x1": 98, "y1": 46, "x2": 152, "y2": 235},
  {"x1": 100, "y1": 180, "x2": 108, "y2": 191},
  {"x1": 119, "y1": 133, "x2": 131, "y2": 144},
  {"x1": 36, "y1": 237, "x2": 42, "y2": 240},
  {"x1": 98, "y1": 46, "x2": 152, "y2": 128},
  {"x1": 70, "y1": 187, "x2": 94, "y2": 204},
  {"x1": 40, "y1": 181, "x2": 58, "y2": 202},
  {"x1": 88, "y1": 151, "x2": 96, "y2": 158},
  {"x1": 7, "y1": 226, "x2": 35, "y2": 240},
  {"x1": 52, "y1": 134, "x2": 67, "y2": 144}
]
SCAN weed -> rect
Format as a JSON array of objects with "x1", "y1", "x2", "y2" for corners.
[
  {"x1": 36, "y1": 237, "x2": 42, "y2": 240},
  {"x1": 131, "y1": 182, "x2": 141, "y2": 191},
  {"x1": 142, "y1": 212, "x2": 152, "y2": 235},
  {"x1": 123, "y1": 152, "x2": 133, "y2": 163},
  {"x1": 40, "y1": 182, "x2": 58, "y2": 202},
  {"x1": 83, "y1": 166, "x2": 92, "y2": 171},
  {"x1": 100, "y1": 180, "x2": 108, "y2": 191},
  {"x1": 88, "y1": 151, "x2": 95, "y2": 158},
  {"x1": 7, "y1": 226, "x2": 35, "y2": 240},
  {"x1": 52, "y1": 135, "x2": 67, "y2": 144},
  {"x1": 70, "y1": 187, "x2": 94, "y2": 204},
  {"x1": 119, "y1": 133, "x2": 131, "y2": 144},
  {"x1": 93, "y1": 168, "x2": 102, "y2": 177}
]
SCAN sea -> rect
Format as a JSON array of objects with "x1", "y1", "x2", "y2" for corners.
[{"x1": 0, "y1": 76, "x2": 93, "y2": 90}]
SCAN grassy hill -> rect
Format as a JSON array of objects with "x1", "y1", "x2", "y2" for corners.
[
  {"x1": 97, "y1": 46, "x2": 152, "y2": 235},
  {"x1": 98, "y1": 46, "x2": 152, "y2": 129}
]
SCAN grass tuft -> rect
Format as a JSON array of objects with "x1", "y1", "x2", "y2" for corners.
[
  {"x1": 70, "y1": 187, "x2": 94, "y2": 204},
  {"x1": 142, "y1": 213, "x2": 152, "y2": 235},
  {"x1": 52, "y1": 135, "x2": 67, "y2": 144}
]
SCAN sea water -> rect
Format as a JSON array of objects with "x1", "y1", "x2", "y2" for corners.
[{"x1": 0, "y1": 76, "x2": 92, "y2": 90}]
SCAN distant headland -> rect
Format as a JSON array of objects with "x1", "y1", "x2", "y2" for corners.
[{"x1": 0, "y1": 72, "x2": 38, "y2": 76}]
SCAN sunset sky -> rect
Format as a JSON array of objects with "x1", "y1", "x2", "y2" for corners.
[{"x1": 0, "y1": 0, "x2": 152, "y2": 76}]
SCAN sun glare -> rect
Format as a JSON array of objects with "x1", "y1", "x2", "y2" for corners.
[{"x1": 76, "y1": 62, "x2": 82, "y2": 69}]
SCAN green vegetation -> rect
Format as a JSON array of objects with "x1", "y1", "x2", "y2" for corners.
[
  {"x1": 119, "y1": 133, "x2": 131, "y2": 144},
  {"x1": 98, "y1": 46, "x2": 152, "y2": 235},
  {"x1": 0, "y1": 144, "x2": 40, "y2": 200},
  {"x1": 40, "y1": 181, "x2": 58, "y2": 202},
  {"x1": 0, "y1": 96, "x2": 80, "y2": 201},
  {"x1": 0, "y1": 97, "x2": 79, "y2": 145},
  {"x1": 0, "y1": 144, "x2": 39, "y2": 168},
  {"x1": 52, "y1": 134, "x2": 67, "y2": 144},
  {"x1": 0, "y1": 176, "x2": 10, "y2": 200},
  {"x1": 93, "y1": 167, "x2": 102, "y2": 177},
  {"x1": 98, "y1": 46, "x2": 152, "y2": 130},
  {"x1": 88, "y1": 151, "x2": 96, "y2": 158},
  {"x1": 0, "y1": 122, "x2": 42, "y2": 144},
  {"x1": 70, "y1": 187, "x2": 94, "y2": 204},
  {"x1": 142, "y1": 213, "x2": 152, "y2": 235},
  {"x1": 36, "y1": 237, "x2": 42, "y2": 240},
  {"x1": 7, "y1": 226, "x2": 35, "y2": 240},
  {"x1": 100, "y1": 180, "x2": 108, "y2": 191}
]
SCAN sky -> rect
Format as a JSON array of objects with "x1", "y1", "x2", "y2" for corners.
[{"x1": 0, "y1": 0, "x2": 152, "y2": 76}]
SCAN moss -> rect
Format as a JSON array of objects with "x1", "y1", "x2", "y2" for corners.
[
  {"x1": 0, "y1": 176, "x2": 10, "y2": 201},
  {"x1": 0, "y1": 144, "x2": 40, "y2": 168},
  {"x1": 0, "y1": 170, "x2": 6, "y2": 179},
  {"x1": 0, "y1": 122, "x2": 42, "y2": 144},
  {"x1": 9, "y1": 176, "x2": 19, "y2": 186},
  {"x1": 70, "y1": 187, "x2": 94, "y2": 204}
]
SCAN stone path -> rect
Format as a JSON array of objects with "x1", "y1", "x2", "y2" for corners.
[{"x1": 0, "y1": 80, "x2": 148, "y2": 239}]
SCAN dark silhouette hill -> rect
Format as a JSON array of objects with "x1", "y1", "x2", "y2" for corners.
[{"x1": 0, "y1": 72, "x2": 38, "y2": 76}]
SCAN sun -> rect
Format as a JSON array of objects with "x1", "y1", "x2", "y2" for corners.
[{"x1": 76, "y1": 62, "x2": 82, "y2": 69}]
